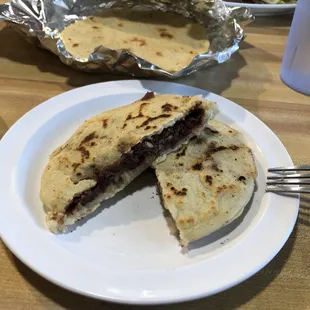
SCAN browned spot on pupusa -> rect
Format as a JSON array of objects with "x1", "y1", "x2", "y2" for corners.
[
  {"x1": 170, "y1": 186, "x2": 187, "y2": 196},
  {"x1": 80, "y1": 131, "x2": 98, "y2": 146},
  {"x1": 123, "y1": 102, "x2": 149, "y2": 128},
  {"x1": 161, "y1": 103, "x2": 173, "y2": 112},
  {"x1": 102, "y1": 119, "x2": 108, "y2": 128},
  {"x1": 217, "y1": 185, "x2": 227, "y2": 194},
  {"x1": 72, "y1": 163, "x2": 80, "y2": 171},
  {"x1": 192, "y1": 162, "x2": 202, "y2": 171},
  {"x1": 92, "y1": 26, "x2": 99, "y2": 29},
  {"x1": 131, "y1": 37, "x2": 146, "y2": 46},
  {"x1": 206, "y1": 145, "x2": 240, "y2": 159},
  {"x1": 156, "y1": 51, "x2": 163, "y2": 57},
  {"x1": 176, "y1": 146, "x2": 187, "y2": 159},
  {"x1": 138, "y1": 114, "x2": 170, "y2": 128},
  {"x1": 211, "y1": 162, "x2": 223, "y2": 173},
  {"x1": 205, "y1": 175, "x2": 213, "y2": 186},
  {"x1": 73, "y1": 43, "x2": 79, "y2": 47},
  {"x1": 238, "y1": 176, "x2": 246, "y2": 182},
  {"x1": 118, "y1": 23, "x2": 123, "y2": 27},
  {"x1": 77, "y1": 146, "x2": 90, "y2": 159},
  {"x1": 157, "y1": 28, "x2": 173, "y2": 39}
]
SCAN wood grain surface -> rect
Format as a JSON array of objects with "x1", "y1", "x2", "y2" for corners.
[{"x1": 0, "y1": 7, "x2": 310, "y2": 310}]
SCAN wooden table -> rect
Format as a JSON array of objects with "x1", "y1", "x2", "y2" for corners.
[{"x1": 1, "y1": 10, "x2": 310, "y2": 310}]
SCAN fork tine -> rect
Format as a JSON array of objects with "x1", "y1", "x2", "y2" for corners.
[
  {"x1": 266, "y1": 185, "x2": 310, "y2": 194},
  {"x1": 267, "y1": 179, "x2": 310, "y2": 185},
  {"x1": 268, "y1": 165, "x2": 310, "y2": 173},
  {"x1": 267, "y1": 173, "x2": 310, "y2": 179}
]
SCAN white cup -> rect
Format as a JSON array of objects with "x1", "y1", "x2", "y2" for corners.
[{"x1": 280, "y1": 0, "x2": 310, "y2": 96}]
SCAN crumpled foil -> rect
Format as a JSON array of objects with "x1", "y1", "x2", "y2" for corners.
[{"x1": 0, "y1": 0, "x2": 252, "y2": 78}]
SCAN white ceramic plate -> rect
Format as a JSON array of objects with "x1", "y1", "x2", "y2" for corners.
[
  {"x1": 224, "y1": 2, "x2": 296, "y2": 16},
  {"x1": 0, "y1": 80, "x2": 299, "y2": 305}
]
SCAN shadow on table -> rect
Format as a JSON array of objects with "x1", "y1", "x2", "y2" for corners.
[{"x1": 5, "y1": 224, "x2": 297, "y2": 310}]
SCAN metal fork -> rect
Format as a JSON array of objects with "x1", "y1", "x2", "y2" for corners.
[{"x1": 266, "y1": 165, "x2": 310, "y2": 194}]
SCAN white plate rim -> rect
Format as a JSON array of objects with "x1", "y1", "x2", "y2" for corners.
[{"x1": 0, "y1": 80, "x2": 299, "y2": 305}]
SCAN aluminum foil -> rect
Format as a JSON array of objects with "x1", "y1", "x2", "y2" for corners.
[{"x1": 0, "y1": 0, "x2": 252, "y2": 78}]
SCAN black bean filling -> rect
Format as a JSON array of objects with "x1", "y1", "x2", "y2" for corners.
[{"x1": 66, "y1": 108, "x2": 204, "y2": 214}]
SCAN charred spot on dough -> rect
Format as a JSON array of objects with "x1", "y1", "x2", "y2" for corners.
[
  {"x1": 92, "y1": 26, "x2": 99, "y2": 29},
  {"x1": 80, "y1": 131, "x2": 97, "y2": 146},
  {"x1": 190, "y1": 51, "x2": 194, "y2": 54},
  {"x1": 229, "y1": 130, "x2": 233, "y2": 133},
  {"x1": 68, "y1": 38, "x2": 72, "y2": 41},
  {"x1": 156, "y1": 51, "x2": 163, "y2": 57},
  {"x1": 186, "y1": 217, "x2": 195, "y2": 224},
  {"x1": 76, "y1": 172, "x2": 81, "y2": 176},
  {"x1": 90, "y1": 17, "x2": 94, "y2": 21},
  {"x1": 167, "y1": 182, "x2": 172, "y2": 187},
  {"x1": 176, "y1": 146, "x2": 187, "y2": 159},
  {"x1": 118, "y1": 23, "x2": 123, "y2": 27},
  {"x1": 131, "y1": 37, "x2": 146, "y2": 46},
  {"x1": 157, "y1": 28, "x2": 167, "y2": 32},
  {"x1": 206, "y1": 145, "x2": 239, "y2": 159},
  {"x1": 152, "y1": 126, "x2": 157, "y2": 129},
  {"x1": 90, "y1": 142, "x2": 97, "y2": 147},
  {"x1": 210, "y1": 162, "x2": 221, "y2": 172},
  {"x1": 205, "y1": 175, "x2": 213, "y2": 186},
  {"x1": 138, "y1": 114, "x2": 170, "y2": 128},
  {"x1": 72, "y1": 163, "x2": 80, "y2": 171},
  {"x1": 178, "y1": 163, "x2": 184, "y2": 166},
  {"x1": 122, "y1": 123, "x2": 127, "y2": 129},
  {"x1": 192, "y1": 162, "x2": 202, "y2": 171},
  {"x1": 171, "y1": 186, "x2": 187, "y2": 196},
  {"x1": 136, "y1": 102, "x2": 148, "y2": 117},
  {"x1": 145, "y1": 126, "x2": 151, "y2": 130},
  {"x1": 73, "y1": 43, "x2": 79, "y2": 47},
  {"x1": 141, "y1": 92, "x2": 155, "y2": 101},
  {"x1": 126, "y1": 113, "x2": 132, "y2": 121},
  {"x1": 102, "y1": 119, "x2": 108, "y2": 128},
  {"x1": 216, "y1": 185, "x2": 227, "y2": 194},
  {"x1": 230, "y1": 145, "x2": 240, "y2": 151},
  {"x1": 161, "y1": 103, "x2": 173, "y2": 112},
  {"x1": 238, "y1": 176, "x2": 246, "y2": 182},
  {"x1": 206, "y1": 146, "x2": 227, "y2": 157},
  {"x1": 77, "y1": 146, "x2": 90, "y2": 159}
]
